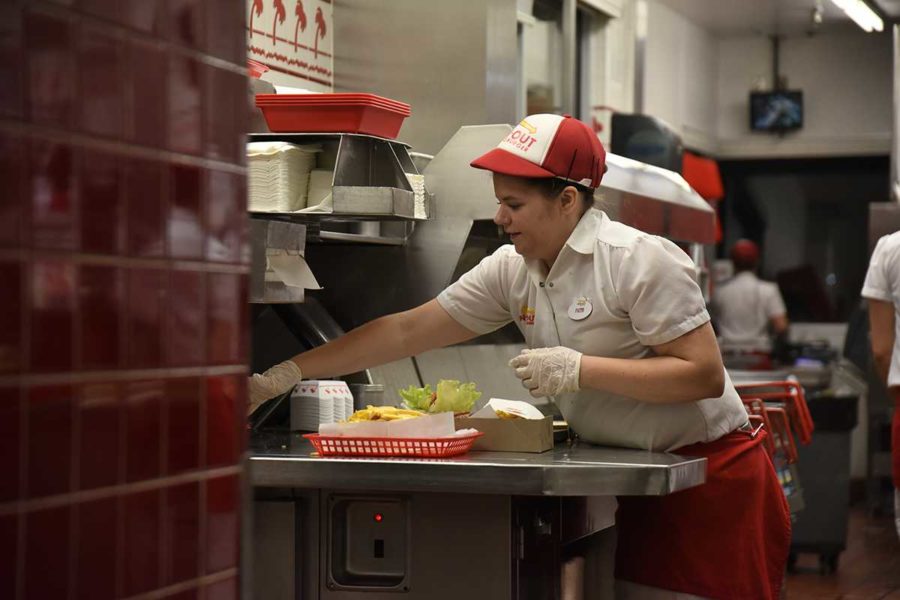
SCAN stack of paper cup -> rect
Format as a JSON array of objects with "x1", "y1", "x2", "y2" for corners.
[{"x1": 290, "y1": 381, "x2": 354, "y2": 431}]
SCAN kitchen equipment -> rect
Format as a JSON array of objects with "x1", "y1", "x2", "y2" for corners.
[{"x1": 348, "y1": 383, "x2": 387, "y2": 410}]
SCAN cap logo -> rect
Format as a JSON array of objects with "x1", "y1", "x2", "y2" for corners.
[
  {"x1": 506, "y1": 129, "x2": 538, "y2": 153},
  {"x1": 519, "y1": 119, "x2": 537, "y2": 134}
]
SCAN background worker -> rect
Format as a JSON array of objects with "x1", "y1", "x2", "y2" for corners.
[
  {"x1": 862, "y1": 230, "x2": 900, "y2": 539},
  {"x1": 711, "y1": 239, "x2": 789, "y2": 358}
]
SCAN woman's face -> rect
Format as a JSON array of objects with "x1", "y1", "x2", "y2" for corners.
[{"x1": 492, "y1": 174, "x2": 579, "y2": 264}]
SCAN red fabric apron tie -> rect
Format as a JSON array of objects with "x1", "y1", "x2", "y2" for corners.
[{"x1": 615, "y1": 429, "x2": 791, "y2": 599}]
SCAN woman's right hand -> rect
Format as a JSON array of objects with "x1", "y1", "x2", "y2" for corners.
[{"x1": 247, "y1": 360, "x2": 304, "y2": 414}]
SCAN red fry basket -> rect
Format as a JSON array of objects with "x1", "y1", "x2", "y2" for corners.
[{"x1": 303, "y1": 432, "x2": 483, "y2": 458}]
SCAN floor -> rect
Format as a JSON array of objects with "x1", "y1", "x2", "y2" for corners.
[{"x1": 785, "y1": 507, "x2": 900, "y2": 599}]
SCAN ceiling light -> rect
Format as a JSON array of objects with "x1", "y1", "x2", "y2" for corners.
[{"x1": 829, "y1": 0, "x2": 884, "y2": 32}]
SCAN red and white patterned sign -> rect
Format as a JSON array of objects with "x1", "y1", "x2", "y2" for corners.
[{"x1": 247, "y1": 0, "x2": 333, "y2": 91}]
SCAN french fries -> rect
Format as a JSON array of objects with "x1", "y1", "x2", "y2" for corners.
[{"x1": 347, "y1": 405, "x2": 424, "y2": 422}]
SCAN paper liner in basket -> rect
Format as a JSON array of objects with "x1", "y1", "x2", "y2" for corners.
[{"x1": 319, "y1": 411, "x2": 475, "y2": 438}]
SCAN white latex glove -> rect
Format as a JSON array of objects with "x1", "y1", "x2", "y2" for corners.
[
  {"x1": 509, "y1": 346, "x2": 582, "y2": 398},
  {"x1": 247, "y1": 360, "x2": 303, "y2": 415}
]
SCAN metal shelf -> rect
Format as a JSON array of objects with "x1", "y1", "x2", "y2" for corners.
[{"x1": 247, "y1": 132, "x2": 434, "y2": 222}]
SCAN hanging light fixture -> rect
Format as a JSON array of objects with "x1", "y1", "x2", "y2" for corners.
[{"x1": 829, "y1": 0, "x2": 884, "y2": 32}]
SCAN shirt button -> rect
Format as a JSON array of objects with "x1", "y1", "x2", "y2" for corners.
[
  {"x1": 539, "y1": 282, "x2": 545, "y2": 287},
  {"x1": 548, "y1": 282, "x2": 554, "y2": 288}
]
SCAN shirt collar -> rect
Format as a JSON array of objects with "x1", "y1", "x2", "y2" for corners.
[{"x1": 565, "y1": 208, "x2": 602, "y2": 255}]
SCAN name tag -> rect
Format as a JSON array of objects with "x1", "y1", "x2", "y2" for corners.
[{"x1": 568, "y1": 296, "x2": 592, "y2": 321}]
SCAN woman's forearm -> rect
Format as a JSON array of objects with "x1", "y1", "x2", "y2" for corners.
[
  {"x1": 579, "y1": 354, "x2": 725, "y2": 404},
  {"x1": 290, "y1": 313, "x2": 407, "y2": 380},
  {"x1": 288, "y1": 299, "x2": 477, "y2": 380}
]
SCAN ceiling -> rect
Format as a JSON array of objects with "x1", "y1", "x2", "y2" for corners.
[{"x1": 652, "y1": 0, "x2": 900, "y2": 37}]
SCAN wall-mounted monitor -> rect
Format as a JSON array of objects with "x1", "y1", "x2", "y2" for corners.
[{"x1": 749, "y1": 90, "x2": 803, "y2": 132}]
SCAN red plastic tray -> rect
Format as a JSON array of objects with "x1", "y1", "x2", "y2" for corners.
[
  {"x1": 303, "y1": 432, "x2": 483, "y2": 458},
  {"x1": 255, "y1": 93, "x2": 411, "y2": 138}
]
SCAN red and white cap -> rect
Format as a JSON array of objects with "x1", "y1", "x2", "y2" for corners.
[{"x1": 470, "y1": 114, "x2": 607, "y2": 189}]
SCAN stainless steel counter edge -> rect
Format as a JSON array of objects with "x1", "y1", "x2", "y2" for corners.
[{"x1": 249, "y1": 435, "x2": 708, "y2": 497}]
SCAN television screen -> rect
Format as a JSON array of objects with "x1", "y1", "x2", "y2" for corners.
[{"x1": 750, "y1": 90, "x2": 803, "y2": 132}]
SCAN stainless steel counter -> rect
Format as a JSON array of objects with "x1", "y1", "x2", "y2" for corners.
[{"x1": 249, "y1": 432, "x2": 707, "y2": 496}]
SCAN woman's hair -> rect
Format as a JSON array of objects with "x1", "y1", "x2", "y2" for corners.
[{"x1": 521, "y1": 176, "x2": 595, "y2": 210}]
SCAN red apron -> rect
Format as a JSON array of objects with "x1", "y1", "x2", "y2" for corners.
[{"x1": 615, "y1": 429, "x2": 791, "y2": 599}]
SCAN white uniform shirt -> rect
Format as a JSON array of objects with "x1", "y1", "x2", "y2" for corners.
[
  {"x1": 437, "y1": 209, "x2": 748, "y2": 452},
  {"x1": 710, "y1": 271, "x2": 787, "y2": 352},
  {"x1": 861, "y1": 231, "x2": 900, "y2": 387}
]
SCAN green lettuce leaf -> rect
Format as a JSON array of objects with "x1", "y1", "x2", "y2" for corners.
[
  {"x1": 432, "y1": 379, "x2": 481, "y2": 414},
  {"x1": 399, "y1": 384, "x2": 433, "y2": 411}
]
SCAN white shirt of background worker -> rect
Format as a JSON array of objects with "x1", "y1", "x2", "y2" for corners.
[
  {"x1": 861, "y1": 230, "x2": 900, "y2": 540},
  {"x1": 248, "y1": 114, "x2": 790, "y2": 599},
  {"x1": 710, "y1": 239, "x2": 789, "y2": 351}
]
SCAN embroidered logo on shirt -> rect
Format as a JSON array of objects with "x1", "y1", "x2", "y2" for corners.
[{"x1": 518, "y1": 305, "x2": 535, "y2": 325}]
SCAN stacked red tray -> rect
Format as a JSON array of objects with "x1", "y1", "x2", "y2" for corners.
[{"x1": 255, "y1": 93, "x2": 411, "y2": 139}]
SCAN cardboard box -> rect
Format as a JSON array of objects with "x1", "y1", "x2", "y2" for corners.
[{"x1": 455, "y1": 415, "x2": 554, "y2": 453}]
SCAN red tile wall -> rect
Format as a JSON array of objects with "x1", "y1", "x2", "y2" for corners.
[{"x1": 0, "y1": 0, "x2": 249, "y2": 598}]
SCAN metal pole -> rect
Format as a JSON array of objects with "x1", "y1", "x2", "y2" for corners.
[
  {"x1": 562, "y1": 0, "x2": 577, "y2": 114},
  {"x1": 892, "y1": 24, "x2": 899, "y2": 202}
]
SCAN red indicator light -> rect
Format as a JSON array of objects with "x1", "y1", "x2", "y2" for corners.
[{"x1": 374, "y1": 513, "x2": 383, "y2": 523}]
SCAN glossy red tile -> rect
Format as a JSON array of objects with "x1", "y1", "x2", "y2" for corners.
[
  {"x1": 205, "y1": 474, "x2": 239, "y2": 574},
  {"x1": 125, "y1": 158, "x2": 166, "y2": 257},
  {"x1": 164, "y1": 481, "x2": 200, "y2": 584},
  {"x1": 169, "y1": 164, "x2": 204, "y2": 259},
  {"x1": 0, "y1": 5, "x2": 23, "y2": 118},
  {"x1": 76, "y1": 497, "x2": 118, "y2": 600},
  {"x1": 166, "y1": 377, "x2": 201, "y2": 474},
  {"x1": 206, "y1": 0, "x2": 245, "y2": 63},
  {"x1": 78, "y1": 0, "x2": 120, "y2": 22},
  {"x1": 25, "y1": 506, "x2": 70, "y2": 599},
  {"x1": 204, "y1": 66, "x2": 245, "y2": 163},
  {"x1": 79, "y1": 28, "x2": 124, "y2": 139},
  {"x1": 80, "y1": 150, "x2": 123, "y2": 255},
  {"x1": 25, "y1": 9, "x2": 77, "y2": 128},
  {"x1": 168, "y1": 54, "x2": 203, "y2": 154},
  {"x1": 123, "y1": 489, "x2": 161, "y2": 596},
  {"x1": 29, "y1": 259, "x2": 76, "y2": 372},
  {"x1": 27, "y1": 384, "x2": 74, "y2": 498},
  {"x1": 122, "y1": 0, "x2": 164, "y2": 33},
  {"x1": 77, "y1": 382, "x2": 121, "y2": 490},
  {"x1": 166, "y1": 0, "x2": 205, "y2": 49},
  {"x1": 167, "y1": 269, "x2": 205, "y2": 366},
  {"x1": 0, "y1": 131, "x2": 26, "y2": 247},
  {"x1": 124, "y1": 380, "x2": 163, "y2": 482},
  {"x1": 0, "y1": 514, "x2": 17, "y2": 600},
  {"x1": 0, "y1": 386, "x2": 21, "y2": 502},
  {"x1": 207, "y1": 272, "x2": 241, "y2": 365},
  {"x1": 0, "y1": 261, "x2": 22, "y2": 374},
  {"x1": 206, "y1": 170, "x2": 243, "y2": 263},
  {"x1": 78, "y1": 265, "x2": 124, "y2": 370},
  {"x1": 202, "y1": 576, "x2": 237, "y2": 600},
  {"x1": 205, "y1": 375, "x2": 243, "y2": 467},
  {"x1": 30, "y1": 141, "x2": 79, "y2": 252},
  {"x1": 126, "y1": 268, "x2": 166, "y2": 368},
  {"x1": 128, "y1": 40, "x2": 167, "y2": 148}
]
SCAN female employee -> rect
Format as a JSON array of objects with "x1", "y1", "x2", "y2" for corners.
[{"x1": 250, "y1": 114, "x2": 790, "y2": 599}]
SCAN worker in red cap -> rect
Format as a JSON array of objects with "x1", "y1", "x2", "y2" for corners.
[
  {"x1": 249, "y1": 115, "x2": 789, "y2": 598},
  {"x1": 710, "y1": 239, "x2": 789, "y2": 356}
]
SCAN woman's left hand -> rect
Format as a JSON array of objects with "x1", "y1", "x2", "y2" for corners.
[{"x1": 509, "y1": 346, "x2": 583, "y2": 397}]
